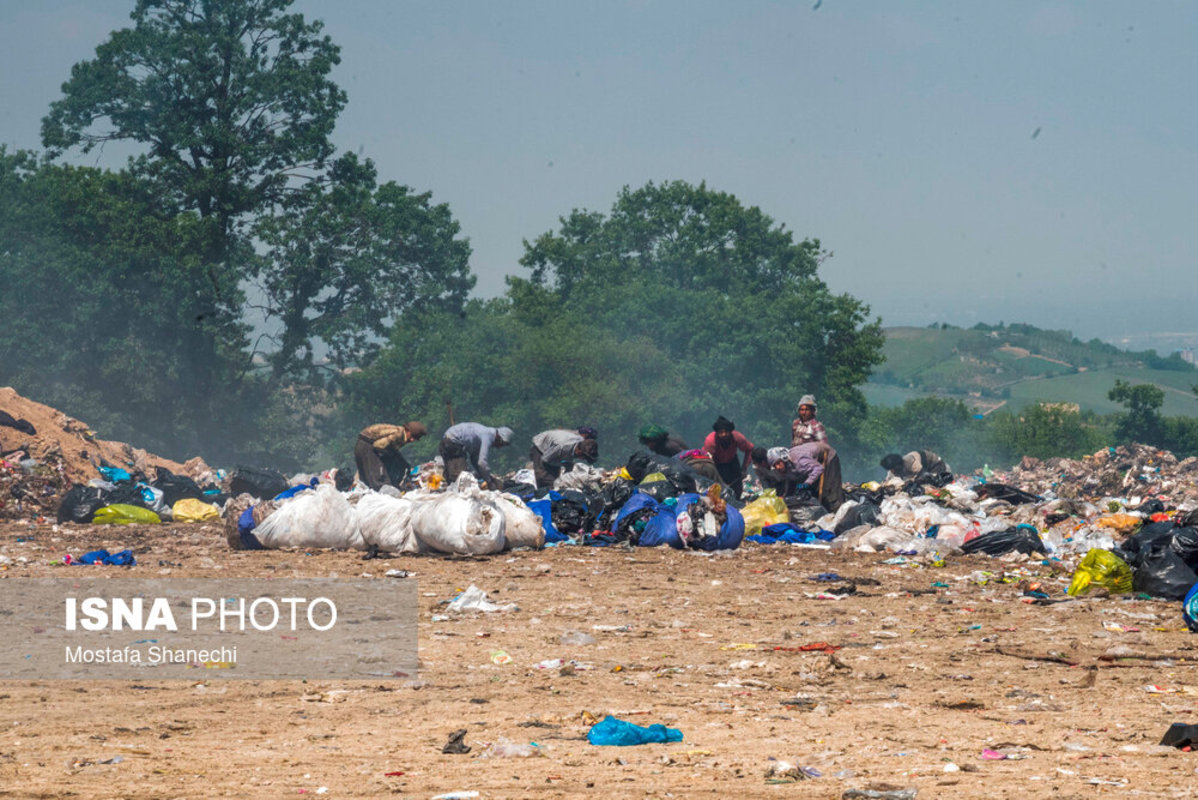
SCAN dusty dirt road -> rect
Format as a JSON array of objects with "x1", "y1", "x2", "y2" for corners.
[{"x1": 1, "y1": 520, "x2": 1196, "y2": 799}]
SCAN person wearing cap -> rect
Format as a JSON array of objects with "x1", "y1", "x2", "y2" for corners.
[
  {"x1": 637, "y1": 424, "x2": 688, "y2": 457},
  {"x1": 791, "y1": 395, "x2": 828, "y2": 447},
  {"x1": 530, "y1": 428, "x2": 599, "y2": 488},
  {"x1": 881, "y1": 450, "x2": 952, "y2": 487},
  {"x1": 702, "y1": 416, "x2": 754, "y2": 498},
  {"x1": 439, "y1": 422, "x2": 513, "y2": 488},
  {"x1": 355, "y1": 420, "x2": 427, "y2": 490}
]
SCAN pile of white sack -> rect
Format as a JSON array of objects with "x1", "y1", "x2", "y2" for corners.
[{"x1": 248, "y1": 474, "x2": 544, "y2": 554}]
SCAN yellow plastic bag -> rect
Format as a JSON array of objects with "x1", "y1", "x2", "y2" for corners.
[
  {"x1": 1067, "y1": 548, "x2": 1133, "y2": 596},
  {"x1": 639, "y1": 471, "x2": 667, "y2": 486},
  {"x1": 741, "y1": 490, "x2": 790, "y2": 536},
  {"x1": 1092, "y1": 513, "x2": 1142, "y2": 536},
  {"x1": 172, "y1": 498, "x2": 220, "y2": 523},
  {"x1": 91, "y1": 504, "x2": 162, "y2": 525}
]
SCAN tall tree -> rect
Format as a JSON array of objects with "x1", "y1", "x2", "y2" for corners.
[
  {"x1": 518, "y1": 181, "x2": 884, "y2": 440},
  {"x1": 0, "y1": 148, "x2": 262, "y2": 460},
  {"x1": 41, "y1": 0, "x2": 346, "y2": 269},
  {"x1": 251, "y1": 153, "x2": 474, "y2": 382}
]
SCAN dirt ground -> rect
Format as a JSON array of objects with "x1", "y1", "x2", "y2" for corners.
[{"x1": 2, "y1": 520, "x2": 1197, "y2": 799}]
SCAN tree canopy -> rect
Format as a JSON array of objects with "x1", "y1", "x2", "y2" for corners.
[{"x1": 41, "y1": 0, "x2": 345, "y2": 259}]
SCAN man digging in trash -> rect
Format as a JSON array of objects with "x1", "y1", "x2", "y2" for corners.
[
  {"x1": 881, "y1": 449, "x2": 953, "y2": 489},
  {"x1": 438, "y1": 422, "x2": 513, "y2": 488},
  {"x1": 354, "y1": 420, "x2": 427, "y2": 490},
  {"x1": 529, "y1": 428, "x2": 599, "y2": 488}
]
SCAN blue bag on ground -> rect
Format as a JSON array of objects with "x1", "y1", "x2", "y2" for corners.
[
  {"x1": 77, "y1": 549, "x2": 136, "y2": 566},
  {"x1": 675, "y1": 495, "x2": 744, "y2": 551},
  {"x1": 1183, "y1": 582, "x2": 1198, "y2": 632},
  {"x1": 587, "y1": 715, "x2": 683, "y2": 746},
  {"x1": 610, "y1": 494, "x2": 681, "y2": 547},
  {"x1": 528, "y1": 498, "x2": 568, "y2": 543}
]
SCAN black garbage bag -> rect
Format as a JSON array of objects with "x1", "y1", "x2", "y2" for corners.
[
  {"x1": 229, "y1": 466, "x2": 289, "y2": 500},
  {"x1": 785, "y1": 491, "x2": 826, "y2": 525},
  {"x1": 1136, "y1": 498, "x2": 1168, "y2": 515},
  {"x1": 834, "y1": 501, "x2": 881, "y2": 535},
  {"x1": 637, "y1": 479, "x2": 677, "y2": 503},
  {"x1": 57, "y1": 485, "x2": 109, "y2": 524},
  {"x1": 1160, "y1": 723, "x2": 1198, "y2": 749},
  {"x1": 1116, "y1": 521, "x2": 1177, "y2": 568},
  {"x1": 975, "y1": 483, "x2": 1041, "y2": 505},
  {"x1": 625, "y1": 450, "x2": 707, "y2": 495},
  {"x1": 151, "y1": 466, "x2": 207, "y2": 506},
  {"x1": 624, "y1": 451, "x2": 656, "y2": 484},
  {"x1": 1132, "y1": 542, "x2": 1198, "y2": 600},
  {"x1": 1171, "y1": 526, "x2": 1198, "y2": 570},
  {"x1": 597, "y1": 478, "x2": 635, "y2": 529},
  {"x1": 0, "y1": 410, "x2": 36, "y2": 436},
  {"x1": 551, "y1": 489, "x2": 596, "y2": 534},
  {"x1": 1177, "y1": 509, "x2": 1198, "y2": 529},
  {"x1": 960, "y1": 526, "x2": 1046, "y2": 556}
]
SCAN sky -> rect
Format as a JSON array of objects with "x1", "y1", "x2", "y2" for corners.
[{"x1": 2, "y1": 1, "x2": 1195, "y2": 347}]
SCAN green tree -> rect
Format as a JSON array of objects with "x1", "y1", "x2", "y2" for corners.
[
  {"x1": 986, "y1": 403, "x2": 1100, "y2": 461},
  {"x1": 0, "y1": 148, "x2": 264, "y2": 461},
  {"x1": 41, "y1": 0, "x2": 345, "y2": 266},
  {"x1": 1108, "y1": 379, "x2": 1165, "y2": 445},
  {"x1": 517, "y1": 180, "x2": 884, "y2": 442},
  {"x1": 252, "y1": 153, "x2": 474, "y2": 382}
]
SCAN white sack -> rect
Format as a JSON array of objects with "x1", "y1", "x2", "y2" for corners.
[
  {"x1": 356, "y1": 492, "x2": 424, "y2": 554},
  {"x1": 253, "y1": 484, "x2": 364, "y2": 550},
  {"x1": 410, "y1": 493, "x2": 505, "y2": 554},
  {"x1": 488, "y1": 493, "x2": 545, "y2": 550}
]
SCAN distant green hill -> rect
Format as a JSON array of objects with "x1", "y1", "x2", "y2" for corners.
[{"x1": 867, "y1": 323, "x2": 1198, "y2": 416}]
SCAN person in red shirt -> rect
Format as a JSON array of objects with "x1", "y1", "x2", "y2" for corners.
[{"x1": 702, "y1": 416, "x2": 754, "y2": 498}]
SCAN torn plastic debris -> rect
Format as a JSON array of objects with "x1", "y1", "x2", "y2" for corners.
[{"x1": 446, "y1": 585, "x2": 517, "y2": 613}]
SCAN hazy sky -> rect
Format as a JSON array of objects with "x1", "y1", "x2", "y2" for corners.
[{"x1": 2, "y1": 1, "x2": 1195, "y2": 344}]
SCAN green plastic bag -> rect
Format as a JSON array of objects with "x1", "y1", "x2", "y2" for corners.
[
  {"x1": 1067, "y1": 548, "x2": 1132, "y2": 596},
  {"x1": 91, "y1": 503, "x2": 162, "y2": 525}
]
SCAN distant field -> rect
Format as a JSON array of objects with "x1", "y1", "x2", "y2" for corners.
[
  {"x1": 1005, "y1": 367, "x2": 1198, "y2": 416},
  {"x1": 868, "y1": 325, "x2": 1198, "y2": 415}
]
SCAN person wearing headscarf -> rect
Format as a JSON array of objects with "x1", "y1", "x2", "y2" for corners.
[
  {"x1": 530, "y1": 428, "x2": 599, "y2": 488},
  {"x1": 751, "y1": 445, "x2": 791, "y2": 495},
  {"x1": 355, "y1": 420, "x2": 428, "y2": 490},
  {"x1": 439, "y1": 423, "x2": 513, "y2": 488},
  {"x1": 702, "y1": 416, "x2": 754, "y2": 498},
  {"x1": 791, "y1": 395, "x2": 828, "y2": 447},
  {"x1": 765, "y1": 444, "x2": 824, "y2": 498},
  {"x1": 637, "y1": 423, "x2": 688, "y2": 457},
  {"x1": 577, "y1": 426, "x2": 598, "y2": 441}
]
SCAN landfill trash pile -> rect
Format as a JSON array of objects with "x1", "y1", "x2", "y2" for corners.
[{"x1": 0, "y1": 387, "x2": 204, "y2": 522}]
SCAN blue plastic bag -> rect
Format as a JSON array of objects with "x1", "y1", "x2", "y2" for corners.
[
  {"x1": 77, "y1": 549, "x2": 136, "y2": 566},
  {"x1": 1184, "y1": 582, "x2": 1198, "y2": 633},
  {"x1": 587, "y1": 715, "x2": 683, "y2": 746},
  {"x1": 528, "y1": 498, "x2": 568, "y2": 543}
]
